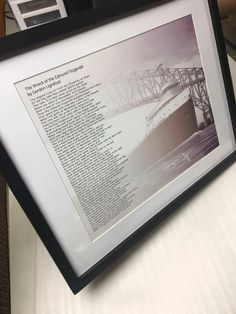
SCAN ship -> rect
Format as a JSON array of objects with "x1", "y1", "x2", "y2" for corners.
[{"x1": 125, "y1": 79, "x2": 199, "y2": 176}]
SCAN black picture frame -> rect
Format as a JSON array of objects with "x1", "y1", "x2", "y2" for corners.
[{"x1": 1, "y1": 0, "x2": 236, "y2": 294}]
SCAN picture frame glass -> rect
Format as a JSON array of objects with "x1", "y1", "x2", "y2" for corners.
[{"x1": 0, "y1": 0, "x2": 235, "y2": 288}]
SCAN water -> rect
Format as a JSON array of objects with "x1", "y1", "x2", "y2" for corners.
[{"x1": 130, "y1": 123, "x2": 219, "y2": 207}]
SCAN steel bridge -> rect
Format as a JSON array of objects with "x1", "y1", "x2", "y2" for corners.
[{"x1": 102, "y1": 64, "x2": 213, "y2": 127}]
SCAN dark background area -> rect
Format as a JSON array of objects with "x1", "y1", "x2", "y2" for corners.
[{"x1": 0, "y1": 172, "x2": 9, "y2": 314}]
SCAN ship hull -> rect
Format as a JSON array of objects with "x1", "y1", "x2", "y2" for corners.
[{"x1": 126, "y1": 97, "x2": 198, "y2": 176}]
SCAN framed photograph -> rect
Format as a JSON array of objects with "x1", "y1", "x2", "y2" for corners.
[{"x1": 1, "y1": 0, "x2": 236, "y2": 294}]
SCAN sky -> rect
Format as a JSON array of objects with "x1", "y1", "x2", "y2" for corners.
[{"x1": 81, "y1": 14, "x2": 203, "y2": 79}]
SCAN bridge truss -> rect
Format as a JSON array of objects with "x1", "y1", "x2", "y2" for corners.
[{"x1": 104, "y1": 64, "x2": 213, "y2": 127}]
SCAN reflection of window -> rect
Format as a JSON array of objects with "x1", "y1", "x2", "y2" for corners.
[
  {"x1": 24, "y1": 10, "x2": 61, "y2": 27},
  {"x1": 8, "y1": 0, "x2": 67, "y2": 30},
  {"x1": 18, "y1": 0, "x2": 57, "y2": 14}
]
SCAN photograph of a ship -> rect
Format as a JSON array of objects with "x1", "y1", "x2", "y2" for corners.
[
  {"x1": 100, "y1": 14, "x2": 219, "y2": 207},
  {"x1": 13, "y1": 14, "x2": 220, "y2": 237}
]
